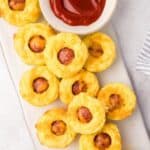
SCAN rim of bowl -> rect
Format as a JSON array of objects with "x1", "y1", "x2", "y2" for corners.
[{"x1": 39, "y1": 0, "x2": 118, "y2": 35}]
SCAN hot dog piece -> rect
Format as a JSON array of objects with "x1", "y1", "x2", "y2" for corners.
[
  {"x1": 9, "y1": 0, "x2": 25, "y2": 11},
  {"x1": 57, "y1": 47, "x2": 75, "y2": 65},
  {"x1": 109, "y1": 94, "x2": 121, "y2": 111},
  {"x1": 51, "y1": 120, "x2": 67, "y2": 136},
  {"x1": 77, "y1": 106, "x2": 93, "y2": 123},
  {"x1": 29, "y1": 35, "x2": 46, "y2": 53},
  {"x1": 32, "y1": 77, "x2": 49, "y2": 94},
  {"x1": 72, "y1": 81, "x2": 87, "y2": 95},
  {"x1": 88, "y1": 43, "x2": 103, "y2": 57},
  {"x1": 94, "y1": 133, "x2": 111, "y2": 149}
]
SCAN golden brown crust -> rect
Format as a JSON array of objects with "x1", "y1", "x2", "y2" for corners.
[
  {"x1": 79, "y1": 123, "x2": 122, "y2": 150},
  {"x1": 19, "y1": 66, "x2": 59, "y2": 106},
  {"x1": 44, "y1": 32, "x2": 88, "y2": 78},
  {"x1": 83, "y1": 32, "x2": 116, "y2": 72},
  {"x1": 14, "y1": 23, "x2": 54, "y2": 65},
  {"x1": 68, "y1": 93, "x2": 106, "y2": 134},
  {"x1": 35, "y1": 108, "x2": 76, "y2": 148},
  {"x1": 0, "y1": 0, "x2": 41, "y2": 26},
  {"x1": 97, "y1": 83, "x2": 136, "y2": 120}
]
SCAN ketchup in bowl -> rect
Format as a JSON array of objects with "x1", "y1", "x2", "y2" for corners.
[{"x1": 49, "y1": 0, "x2": 106, "y2": 26}]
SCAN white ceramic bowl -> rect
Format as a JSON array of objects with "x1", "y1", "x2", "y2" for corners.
[{"x1": 39, "y1": 0, "x2": 117, "y2": 35}]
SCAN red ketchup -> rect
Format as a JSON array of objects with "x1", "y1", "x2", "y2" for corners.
[{"x1": 49, "y1": 0, "x2": 106, "y2": 26}]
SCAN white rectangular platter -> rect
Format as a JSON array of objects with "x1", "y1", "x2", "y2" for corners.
[{"x1": 0, "y1": 19, "x2": 150, "y2": 150}]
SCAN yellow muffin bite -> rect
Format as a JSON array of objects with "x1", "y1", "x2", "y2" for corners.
[
  {"x1": 80, "y1": 123, "x2": 122, "y2": 150},
  {"x1": 97, "y1": 83, "x2": 136, "y2": 120},
  {"x1": 35, "y1": 108, "x2": 76, "y2": 148},
  {"x1": 60, "y1": 70, "x2": 100, "y2": 104},
  {"x1": 14, "y1": 23, "x2": 54, "y2": 65},
  {"x1": 19, "y1": 66, "x2": 59, "y2": 106},
  {"x1": 68, "y1": 93, "x2": 106, "y2": 134},
  {"x1": 0, "y1": 0, "x2": 41, "y2": 26},
  {"x1": 44, "y1": 32, "x2": 88, "y2": 78},
  {"x1": 83, "y1": 32, "x2": 116, "y2": 72}
]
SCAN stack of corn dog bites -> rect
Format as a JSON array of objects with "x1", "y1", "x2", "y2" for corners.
[{"x1": 0, "y1": 1, "x2": 136, "y2": 149}]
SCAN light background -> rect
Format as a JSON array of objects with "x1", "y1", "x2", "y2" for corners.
[{"x1": 0, "y1": 0, "x2": 150, "y2": 149}]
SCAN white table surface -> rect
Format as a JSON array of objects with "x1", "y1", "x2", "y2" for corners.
[
  {"x1": 0, "y1": 0, "x2": 150, "y2": 149},
  {"x1": 112, "y1": 0, "x2": 150, "y2": 135}
]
